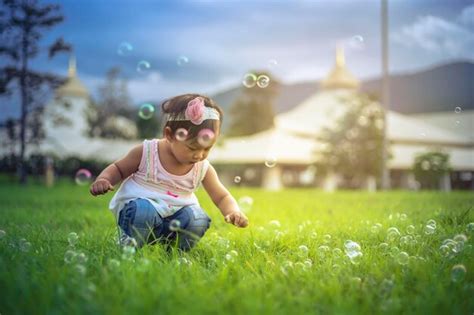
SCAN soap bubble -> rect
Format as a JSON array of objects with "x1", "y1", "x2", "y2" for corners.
[
  {"x1": 75, "y1": 252, "x2": 88, "y2": 264},
  {"x1": 107, "y1": 259, "x2": 121, "y2": 269},
  {"x1": 269, "y1": 220, "x2": 281, "y2": 228},
  {"x1": 242, "y1": 73, "x2": 257, "y2": 88},
  {"x1": 233, "y1": 176, "x2": 241, "y2": 184},
  {"x1": 397, "y1": 251, "x2": 409, "y2": 265},
  {"x1": 117, "y1": 41, "x2": 133, "y2": 56},
  {"x1": 453, "y1": 234, "x2": 467, "y2": 243},
  {"x1": 177, "y1": 55, "x2": 189, "y2": 66},
  {"x1": 466, "y1": 222, "x2": 474, "y2": 233},
  {"x1": 197, "y1": 129, "x2": 215, "y2": 147},
  {"x1": 378, "y1": 242, "x2": 389, "y2": 252},
  {"x1": 67, "y1": 232, "x2": 79, "y2": 246},
  {"x1": 344, "y1": 240, "x2": 362, "y2": 264},
  {"x1": 424, "y1": 224, "x2": 436, "y2": 235},
  {"x1": 298, "y1": 245, "x2": 309, "y2": 257},
  {"x1": 175, "y1": 128, "x2": 188, "y2": 141},
  {"x1": 389, "y1": 246, "x2": 400, "y2": 258},
  {"x1": 169, "y1": 219, "x2": 181, "y2": 232},
  {"x1": 264, "y1": 156, "x2": 277, "y2": 168},
  {"x1": 138, "y1": 103, "x2": 155, "y2": 120},
  {"x1": 238, "y1": 196, "x2": 253, "y2": 213},
  {"x1": 332, "y1": 247, "x2": 343, "y2": 258},
  {"x1": 406, "y1": 225, "x2": 415, "y2": 235},
  {"x1": 349, "y1": 35, "x2": 364, "y2": 49},
  {"x1": 256, "y1": 75, "x2": 270, "y2": 88},
  {"x1": 122, "y1": 245, "x2": 136, "y2": 261},
  {"x1": 75, "y1": 169, "x2": 92, "y2": 186},
  {"x1": 0, "y1": 230, "x2": 5, "y2": 239},
  {"x1": 451, "y1": 264, "x2": 466, "y2": 282},
  {"x1": 439, "y1": 244, "x2": 451, "y2": 257},
  {"x1": 267, "y1": 59, "x2": 278, "y2": 67},
  {"x1": 19, "y1": 239, "x2": 31, "y2": 252},
  {"x1": 73, "y1": 264, "x2": 87, "y2": 276},
  {"x1": 318, "y1": 245, "x2": 330, "y2": 258},
  {"x1": 136, "y1": 60, "x2": 151, "y2": 74},
  {"x1": 386, "y1": 227, "x2": 401, "y2": 242},
  {"x1": 371, "y1": 223, "x2": 382, "y2": 234},
  {"x1": 64, "y1": 250, "x2": 77, "y2": 264},
  {"x1": 454, "y1": 107, "x2": 462, "y2": 114}
]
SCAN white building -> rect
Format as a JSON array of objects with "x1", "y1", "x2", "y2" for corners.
[{"x1": 207, "y1": 49, "x2": 474, "y2": 191}]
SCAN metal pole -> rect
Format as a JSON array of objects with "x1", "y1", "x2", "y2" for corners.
[{"x1": 381, "y1": 0, "x2": 391, "y2": 189}]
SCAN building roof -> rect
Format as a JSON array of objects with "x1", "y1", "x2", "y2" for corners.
[
  {"x1": 55, "y1": 56, "x2": 89, "y2": 99},
  {"x1": 409, "y1": 110, "x2": 474, "y2": 142},
  {"x1": 320, "y1": 47, "x2": 360, "y2": 90}
]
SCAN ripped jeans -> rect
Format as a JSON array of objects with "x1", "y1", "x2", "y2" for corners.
[{"x1": 117, "y1": 198, "x2": 211, "y2": 251}]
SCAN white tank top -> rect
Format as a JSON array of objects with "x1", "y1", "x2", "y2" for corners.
[{"x1": 109, "y1": 139, "x2": 210, "y2": 219}]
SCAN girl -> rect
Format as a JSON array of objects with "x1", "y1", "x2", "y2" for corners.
[{"x1": 90, "y1": 94, "x2": 248, "y2": 251}]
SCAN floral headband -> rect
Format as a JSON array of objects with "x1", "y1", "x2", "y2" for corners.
[{"x1": 166, "y1": 97, "x2": 220, "y2": 125}]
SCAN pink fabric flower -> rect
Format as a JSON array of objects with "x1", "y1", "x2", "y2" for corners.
[{"x1": 185, "y1": 97, "x2": 205, "y2": 125}]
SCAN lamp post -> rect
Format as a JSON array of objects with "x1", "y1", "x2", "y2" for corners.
[{"x1": 381, "y1": 0, "x2": 391, "y2": 190}]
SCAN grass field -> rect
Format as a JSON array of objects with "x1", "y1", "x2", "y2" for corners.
[{"x1": 0, "y1": 179, "x2": 473, "y2": 314}]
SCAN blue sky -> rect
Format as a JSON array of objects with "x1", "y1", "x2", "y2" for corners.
[{"x1": 1, "y1": 0, "x2": 473, "y2": 119}]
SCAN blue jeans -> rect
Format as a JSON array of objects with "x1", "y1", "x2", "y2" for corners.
[{"x1": 117, "y1": 198, "x2": 211, "y2": 251}]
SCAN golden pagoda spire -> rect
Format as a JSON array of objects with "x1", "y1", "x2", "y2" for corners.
[
  {"x1": 68, "y1": 54, "x2": 76, "y2": 78},
  {"x1": 320, "y1": 46, "x2": 359, "y2": 90},
  {"x1": 336, "y1": 45, "x2": 345, "y2": 67}
]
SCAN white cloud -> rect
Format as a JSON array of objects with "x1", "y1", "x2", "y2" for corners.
[
  {"x1": 392, "y1": 15, "x2": 474, "y2": 58},
  {"x1": 458, "y1": 4, "x2": 474, "y2": 26}
]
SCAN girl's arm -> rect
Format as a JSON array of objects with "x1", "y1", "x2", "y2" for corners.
[
  {"x1": 202, "y1": 164, "x2": 248, "y2": 228},
  {"x1": 90, "y1": 144, "x2": 143, "y2": 196}
]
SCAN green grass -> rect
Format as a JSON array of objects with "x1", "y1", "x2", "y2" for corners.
[{"x1": 0, "y1": 180, "x2": 473, "y2": 315}]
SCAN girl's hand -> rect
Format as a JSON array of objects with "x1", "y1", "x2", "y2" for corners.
[
  {"x1": 90, "y1": 178, "x2": 114, "y2": 196},
  {"x1": 224, "y1": 211, "x2": 249, "y2": 228}
]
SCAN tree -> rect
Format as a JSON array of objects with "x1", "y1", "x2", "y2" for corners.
[
  {"x1": 226, "y1": 71, "x2": 279, "y2": 137},
  {"x1": 135, "y1": 106, "x2": 161, "y2": 139},
  {"x1": 413, "y1": 151, "x2": 451, "y2": 189},
  {"x1": 86, "y1": 67, "x2": 137, "y2": 139},
  {"x1": 0, "y1": 0, "x2": 71, "y2": 184},
  {"x1": 314, "y1": 94, "x2": 388, "y2": 189}
]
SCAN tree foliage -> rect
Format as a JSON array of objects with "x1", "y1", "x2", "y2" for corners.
[
  {"x1": 314, "y1": 93, "x2": 388, "y2": 182},
  {"x1": 413, "y1": 151, "x2": 451, "y2": 189},
  {"x1": 0, "y1": 0, "x2": 71, "y2": 184},
  {"x1": 226, "y1": 71, "x2": 279, "y2": 137},
  {"x1": 86, "y1": 67, "x2": 137, "y2": 139}
]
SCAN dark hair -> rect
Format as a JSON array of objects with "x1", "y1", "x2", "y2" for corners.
[{"x1": 161, "y1": 93, "x2": 223, "y2": 143}]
